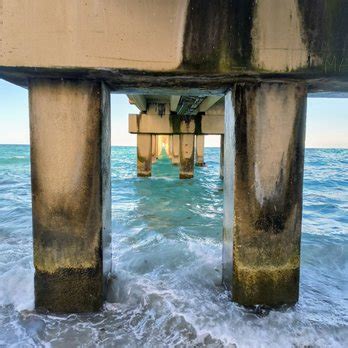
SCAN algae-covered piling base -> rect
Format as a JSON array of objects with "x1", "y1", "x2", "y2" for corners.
[{"x1": 223, "y1": 82, "x2": 307, "y2": 306}]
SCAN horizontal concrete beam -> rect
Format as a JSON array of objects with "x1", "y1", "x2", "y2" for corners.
[
  {"x1": 129, "y1": 113, "x2": 223, "y2": 135},
  {"x1": 199, "y1": 96, "x2": 223, "y2": 112},
  {"x1": 170, "y1": 96, "x2": 181, "y2": 112},
  {"x1": 176, "y1": 96, "x2": 205, "y2": 115},
  {"x1": 128, "y1": 95, "x2": 147, "y2": 111},
  {"x1": 1, "y1": 0, "x2": 347, "y2": 79}
]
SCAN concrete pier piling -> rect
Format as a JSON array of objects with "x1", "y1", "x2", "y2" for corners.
[
  {"x1": 172, "y1": 135, "x2": 180, "y2": 165},
  {"x1": 168, "y1": 135, "x2": 173, "y2": 160},
  {"x1": 179, "y1": 134, "x2": 194, "y2": 179},
  {"x1": 195, "y1": 135, "x2": 205, "y2": 167},
  {"x1": 223, "y1": 83, "x2": 307, "y2": 306},
  {"x1": 151, "y1": 135, "x2": 157, "y2": 164},
  {"x1": 137, "y1": 134, "x2": 152, "y2": 177},
  {"x1": 29, "y1": 79, "x2": 111, "y2": 313},
  {"x1": 156, "y1": 135, "x2": 162, "y2": 159},
  {"x1": 220, "y1": 135, "x2": 224, "y2": 180}
]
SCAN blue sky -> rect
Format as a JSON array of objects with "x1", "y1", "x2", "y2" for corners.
[{"x1": 0, "y1": 79, "x2": 347, "y2": 148}]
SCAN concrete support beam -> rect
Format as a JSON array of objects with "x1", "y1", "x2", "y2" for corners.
[
  {"x1": 176, "y1": 96, "x2": 205, "y2": 115},
  {"x1": 195, "y1": 135, "x2": 205, "y2": 167},
  {"x1": 128, "y1": 95, "x2": 147, "y2": 112},
  {"x1": 223, "y1": 82, "x2": 307, "y2": 307},
  {"x1": 220, "y1": 135, "x2": 224, "y2": 180},
  {"x1": 151, "y1": 135, "x2": 157, "y2": 163},
  {"x1": 172, "y1": 135, "x2": 180, "y2": 165},
  {"x1": 199, "y1": 96, "x2": 223, "y2": 112},
  {"x1": 29, "y1": 79, "x2": 111, "y2": 313},
  {"x1": 170, "y1": 96, "x2": 181, "y2": 112},
  {"x1": 179, "y1": 134, "x2": 194, "y2": 179},
  {"x1": 129, "y1": 113, "x2": 224, "y2": 135},
  {"x1": 137, "y1": 134, "x2": 152, "y2": 177}
]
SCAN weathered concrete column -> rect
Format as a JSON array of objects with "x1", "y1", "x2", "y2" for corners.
[
  {"x1": 137, "y1": 134, "x2": 152, "y2": 177},
  {"x1": 195, "y1": 135, "x2": 205, "y2": 166},
  {"x1": 161, "y1": 135, "x2": 170, "y2": 158},
  {"x1": 156, "y1": 135, "x2": 162, "y2": 158},
  {"x1": 151, "y1": 135, "x2": 157, "y2": 163},
  {"x1": 29, "y1": 79, "x2": 111, "y2": 313},
  {"x1": 168, "y1": 135, "x2": 173, "y2": 160},
  {"x1": 172, "y1": 134, "x2": 180, "y2": 165},
  {"x1": 220, "y1": 135, "x2": 224, "y2": 179},
  {"x1": 179, "y1": 134, "x2": 194, "y2": 179},
  {"x1": 223, "y1": 82, "x2": 307, "y2": 307}
]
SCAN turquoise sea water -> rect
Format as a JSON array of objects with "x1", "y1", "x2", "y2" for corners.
[{"x1": 0, "y1": 145, "x2": 347, "y2": 347}]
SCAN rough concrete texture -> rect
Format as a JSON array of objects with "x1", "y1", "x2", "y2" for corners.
[
  {"x1": 223, "y1": 82, "x2": 307, "y2": 306},
  {"x1": 179, "y1": 134, "x2": 194, "y2": 179},
  {"x1": 29, "y1": 79, "x2": 111, "y2": 312},
  {"x1": 195, "y1": 135, "x2": 205, "y2": 166},
  {"x1": 151, "y1": 135, "x2": 157, "y2": 163},
  {"x1": 129, "y1": 113, "x2": 223, "y2": 135},
  {"x1": 137, "y1": 134, "x2": 152, "y2": 177},
  {"x1": 1, "y1": 0, "x2": 347, "y2": 81},
  {"x1": 168, "y1": 135, "x2": 173, "y2": 159},
  {"x1": 0, "y1": 0, "x2": 188, "y2": 71},
  {"x1": 156, "y1": 135, "x2": 163, "y2": 158},
  {"x1": 220, "y1": 135, "x2": 224, "y2": 180},
  {"x1": 172, "y1": 135, "x2": 180, "y2": 165}
]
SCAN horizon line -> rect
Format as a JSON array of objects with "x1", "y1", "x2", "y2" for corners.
[{"x1": 0, "y1": 143, "x2": 347, "y2": 150}]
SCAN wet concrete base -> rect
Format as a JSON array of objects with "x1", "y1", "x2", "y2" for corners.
[
  {"x1": 35, "y1": 268, "x2": 103, "y2": 313},
  {"x1": 232, "y1": 264, "x2": 299, "y2": 306}
]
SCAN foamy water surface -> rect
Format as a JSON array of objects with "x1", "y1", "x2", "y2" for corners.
[{"x1": 0, "y1": 145, "x2": 347, "y2": 347}]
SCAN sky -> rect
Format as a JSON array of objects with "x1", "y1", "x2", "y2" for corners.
[{"x1": 0, "y1": 79, "x2": 347, "y2": 148}]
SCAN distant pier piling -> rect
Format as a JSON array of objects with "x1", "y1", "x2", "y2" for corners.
[
  {"x1": 195, "y1": 135, "x2": 205, "y2": 167},
  {"x1": 137, "y1": 134, "x2": 152, "y2": 177},
  {"x1": 179, "y1": 134, "x2": 195, "y2": 179}
]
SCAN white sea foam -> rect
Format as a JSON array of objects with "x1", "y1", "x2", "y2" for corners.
[
  {"x1": 0, "y1": 266, "x2": 34, "y2": 311},
  {"x1": 0, "y1": 146, "x2": 347, "y2": 346}
]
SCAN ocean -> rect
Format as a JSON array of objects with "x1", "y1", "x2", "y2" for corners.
[{"x1": 0, "y1": 145, "x2": 347, "y2": 347}]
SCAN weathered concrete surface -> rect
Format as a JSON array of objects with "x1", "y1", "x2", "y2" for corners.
[
  {"x1": 156, "y1": 135, "x2": 163, "y2": 158},
  {"x1": 195, "y1": 135, "x2": 205, "y2": 166},
  {"x1": 151, "y1": 135, "x2": 157, "y2": 163},
  {"x1": 220, "y1": 135, "x2": 224, "y2": 180},
  {"x1": 172, "y1": 135, "x2": 180, "y2": 165},
  {"x1": 168, "y1": 135, "x2": 173, "y2": 159},
  {"x1": 1, "y1": 0, "x2": 347, "y2": 92},
  {"x1": 160, "y1": 135, "x2": 171, "y2": 158},
  {"x1": 179, "y1": 134, "x2": 194, "y2": 179},
  {"x1": 29, "y1": 79, "x2": 111, "y2": 313},
  {"x1": 137, "y1": 134, "x2": 152, "y2": 177},
  {"x1": 0, "y1": 0, "x2": 188, "y2": 71},
  {"x1": 129, "y1": 113, "x2": 224, "y2": 135},
  {"x1": 223, "y1": 82, "x2": 307, "y2": 306}
]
